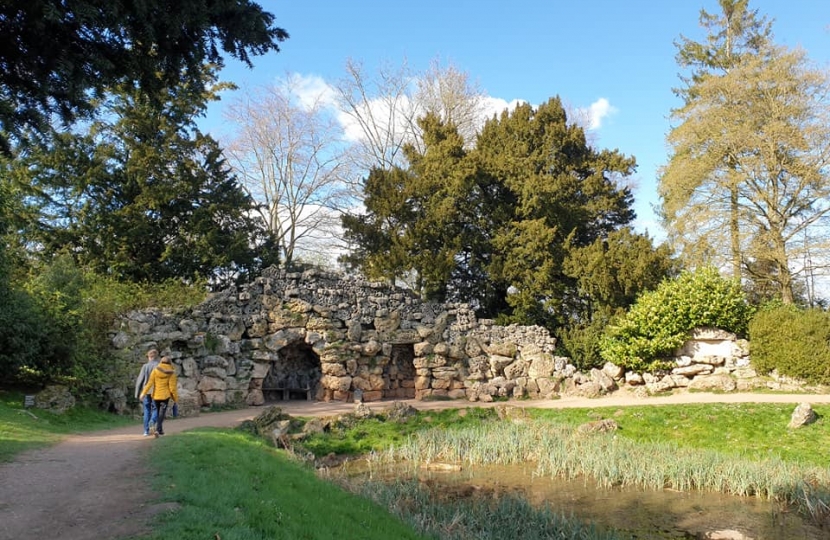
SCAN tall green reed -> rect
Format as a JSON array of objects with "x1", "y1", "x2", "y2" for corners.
[{"x1": 372, "y1": 419, "x2": 830, "y2": 514}]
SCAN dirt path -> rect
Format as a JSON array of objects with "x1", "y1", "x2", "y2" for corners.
[{"x1": 2, "y1": 391, "x2": 830, "y2": 540}]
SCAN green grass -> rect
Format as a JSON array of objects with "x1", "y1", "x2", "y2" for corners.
[
  {"x1": 298, "y1": 407, "x2": 500, "y2": 456},
  {"x1": 0, "y1": 389, "x2": 135, "y2": 462},
  {"x1": 527, "y1": 403, "x2": 830, "y2": 466},
  {"x1": 133, "y1": 428, "x2": 429, "y2": 540}
]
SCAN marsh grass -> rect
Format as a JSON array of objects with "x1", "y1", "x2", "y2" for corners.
[
  {"x1": 373, "y1": 419, "x2": 830, "y2": 524},
  {"x1": 298, "y1": 406, "x2": 500, "y2": 456},
  {"x1": 342, "y1": 478, "x2": 625, "y2": 540},
  {"x1": 0, "y1": 389, "x2": 134, "y2": 461}
]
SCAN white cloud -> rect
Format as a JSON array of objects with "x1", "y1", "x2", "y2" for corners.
[
  {"x1": 583, "y1": 97, "x2": 617, "y2": 130},
  {"x1": 280, "y1": 73, "x2": 338, "y2": 110}
]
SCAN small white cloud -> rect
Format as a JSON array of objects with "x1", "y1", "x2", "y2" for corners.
[
  {"x1": 584, "y1": 97, "x2": 617, "y2": 130},
  {"x1": 279, "y1": 73, "x2": 338, "y2": 110},
  {"x1": 480, "y1": 97, "x2": 526, "y2": 122}
]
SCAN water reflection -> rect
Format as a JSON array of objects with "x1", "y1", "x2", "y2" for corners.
[{"x1": 338, "y1": 461, "x2": 827, "y2": 540}]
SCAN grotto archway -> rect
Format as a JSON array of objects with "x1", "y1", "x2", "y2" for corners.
[
  {"x1": 382, "y1": 344, "x2": 416, "y2": 399},
  {"x1": 262, "y1": 340, "x2": 322, "y2": 401}
]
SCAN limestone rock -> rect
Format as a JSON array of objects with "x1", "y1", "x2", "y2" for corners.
[
  {"x1": 687, "y1": 374, "x2": 737, "y2": 393},
  {"x1": 34, "y1": 385, "x2": 75, "y2": 414},
  {"x1": 577, "y1": 419, "x2": 619, "y2": 434},
  {"x1": 788, "y1": 402, "x2": 817, "y2": 429}
]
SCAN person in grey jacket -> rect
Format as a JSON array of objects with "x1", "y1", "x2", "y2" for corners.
[{"x1": 135, "y1": 348, "x2": 160, "y2": 436}]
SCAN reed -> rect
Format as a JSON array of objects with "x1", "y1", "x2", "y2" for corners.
[
  {"x1": 342, "y1": 477, "x2": 626, "y2": 540},
  {"x1": 373, "y1": 419, "x2": 830, "y2": 518}
]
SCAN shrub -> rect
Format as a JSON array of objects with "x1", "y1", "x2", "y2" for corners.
[
  {"x1": 0, "y1": 255, "x2": 207, "y2": 394},
  {"x1": 556, "y1": 317, "x2": 609, "y2": 371},
  {"x1": 599, "y1": 267, "x2": 752, "y2": 372},
  {"x1": 749, "y1": 304, "x2": 830, "y2": 385}
]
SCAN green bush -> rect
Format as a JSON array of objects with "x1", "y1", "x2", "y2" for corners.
[
  {"x1": 749, "y1": 304, "x2": 830, "y2": 385},
  {"x1": 556, "y1": 317, "x2": 609, "y2": 371},
  {"x1": 599, "y1": 267, "x2": 752, "y2": 372},
  {"x1": 0, "y1": 255, "x2": 207, "y2": 394}
]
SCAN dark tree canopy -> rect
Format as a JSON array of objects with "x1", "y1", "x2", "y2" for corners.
[
  {"x1": 3, "y1": 69, "x2": 264, "y2": 285},
  {"x1": 0, "y1": 0, "x2": 288, "y2": 152},
  {"x1": 343, "y1": 98, "x2": 645, "y2": 328}
]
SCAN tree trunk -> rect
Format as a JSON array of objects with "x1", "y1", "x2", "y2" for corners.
[{"x1": 730, "y1": 185, "x2": 741, "y2": 279}]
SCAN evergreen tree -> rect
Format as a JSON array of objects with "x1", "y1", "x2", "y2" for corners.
[
  {"x1": 4, "y1": 69, "x2": 263, "y2": 285},
  {"x1": 662, "y1": 0, "x2": 772, "y2": 279},
  {"x1": 0, "y1": 0, "x2": 287, "y2": 153},
  {"x1": 660, "y1": 1, "x2": 830, "y2": 304},
  {"x1": 343, "y1": 98, "x2": 641, "y2": 328}
]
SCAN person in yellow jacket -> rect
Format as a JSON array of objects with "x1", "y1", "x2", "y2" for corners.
[{"x1": 139, "y1": 356, "x2": 179, "y2": 437}]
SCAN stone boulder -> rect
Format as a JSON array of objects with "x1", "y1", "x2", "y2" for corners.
[
  {"x1": 34, "y1": 385, "x2": 75, "y2": 414},
  {"x1": 687, "y1": 373, "x2": 737, "y2": 393},
  {"x1": 788, "y1": 402, "x2": 817, "y2": 429}
]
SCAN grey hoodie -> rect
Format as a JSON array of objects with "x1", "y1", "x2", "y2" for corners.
[{"x1": 135, "y1": 358, "x2": 160, "y2": 398}]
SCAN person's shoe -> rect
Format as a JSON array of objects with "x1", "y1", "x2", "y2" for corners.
[
  {"x1": 157, "y1": 431, "x2": 165, "y2": 436},
  {"x1": 143, "y1": 432, "x2": 150, "y2": 437}
]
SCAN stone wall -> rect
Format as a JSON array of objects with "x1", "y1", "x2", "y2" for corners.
[{"x1": 110, "y1": 267, "x2": 770, "y2": 413}]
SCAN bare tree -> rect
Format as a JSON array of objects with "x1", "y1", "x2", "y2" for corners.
[
  {"x1": 412, "y1": 58, "x2": 488, "y2": 151},
  {"x1": 333, "y1": 58, "x2": 419, "y2": 173},
  {"x1": 223, "y1": 74, "x2": 355, "y2": 266},
  {"x1": 332, "y1": 57, "x2": 488, "y2": 172}
]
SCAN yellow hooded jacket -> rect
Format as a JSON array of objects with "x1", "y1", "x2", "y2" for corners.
[{"x1": 140, "y1": 362, "x2": 179, "y2": 402}]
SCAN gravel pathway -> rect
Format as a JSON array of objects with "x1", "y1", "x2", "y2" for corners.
[{"x1": 2, "y1": 391, "x2": 830, "y2": 540}]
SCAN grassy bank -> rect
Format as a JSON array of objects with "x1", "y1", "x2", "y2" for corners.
[
  {"x1": 289, "y1": 402, "x2": 830, "y2": 527},
  {"x1": 528, "y1": 402, "x2": 830, "y2": 466},
  {"x1": 0, "y1": 389, "x2": 134, "y2": 461},
  {"x1": 134, "y1": 428, "x2": 429, "y2": 540},
  {"x1": 136, "y1": 427, "x2": 628, "y2": 540}
]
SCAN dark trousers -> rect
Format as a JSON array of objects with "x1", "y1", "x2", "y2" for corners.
[{"x1": 153, "y1": 399, "x2": 169, "y2": 434}]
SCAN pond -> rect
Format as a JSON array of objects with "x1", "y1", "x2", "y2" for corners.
[{"x1": 337, "y1": 461, "x2": 827, "y2": 540}]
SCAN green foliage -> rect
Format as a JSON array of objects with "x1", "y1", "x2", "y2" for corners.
[
  {"x1": 0, "y1": 0, "x2": 287, "y2": 153},
  {"x1": 0, "y1": 256, "x2": 205, "y2": 391},
  {"x1": 555, "y1": 317, "x2": 609, "y2": 371},
  {"x1": 749, "y1": 304, "x2": 830, "y2": 385},
  {"x1": 563, "y1": 227, "x2": 676, "y2": 322},
  {"x1": 344, "y1": 100, "x2": 637, "y2": 327},
  {"x1": 0, "y1": 287, "x2": 70, "y2": 387},
  {"x1": 5, "y1": 67, "x2": 262, "y2": 286},
  {"x1": 599, "y1": 267, "x2": 752, "y2": 371}
]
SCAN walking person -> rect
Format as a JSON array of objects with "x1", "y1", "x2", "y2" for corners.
[
  {"x1": 139, "y1": 356, "x2": 179, "y2": 437},
  {"x1": 134, "y1": 348, "x2": 160, "y2": 436}
]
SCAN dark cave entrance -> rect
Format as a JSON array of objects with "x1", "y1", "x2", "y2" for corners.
[
  {"x1": 262, "y1": 341, "x2": 322, "y2": 401},
  {"x1": 382, "y1": 343, "x2": 416, "y2": 399}
]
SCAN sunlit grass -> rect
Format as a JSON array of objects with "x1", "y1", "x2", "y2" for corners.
[
  {"x1": 528, "y1": 403, "x2": 830, "y2": 466},
  {"x1": 132, "y1": 428, "x2": 429, "y2": 540},
  {"x1": 298, "y1": 406, "x2": 500, "y2": 456},
  {"x1": 0, "y1": 389, "x2": 135, "y2": 461}
]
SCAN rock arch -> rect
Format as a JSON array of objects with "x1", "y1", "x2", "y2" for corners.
[
  {"x1": 258, "y1": 340, "x2": 322, "y2": 402},
  {"x1": 110, "y1": 266, "x2": 765, "y2": 414}
]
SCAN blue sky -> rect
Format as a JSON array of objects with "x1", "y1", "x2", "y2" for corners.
[{"x1": 202, "y1": 0, "x2": 830, "y2": 242}]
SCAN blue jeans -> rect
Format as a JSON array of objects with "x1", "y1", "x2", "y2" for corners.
[{"x1": 142, "y1": 395, "x2": 155, "y2": 434}]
